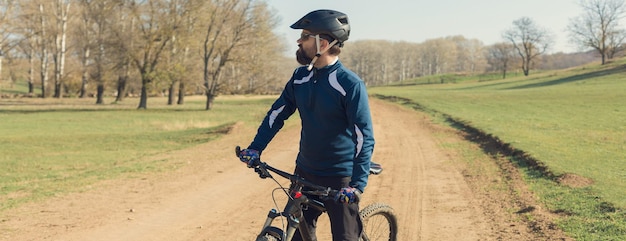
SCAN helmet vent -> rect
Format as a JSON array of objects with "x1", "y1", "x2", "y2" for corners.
[{"x1": 337, "y1": 17, "x2": 348, "y2": 25}]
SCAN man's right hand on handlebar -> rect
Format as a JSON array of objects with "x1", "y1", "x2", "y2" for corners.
[{"x1": 238, "y1": 148, "x2": 260, "y2": 168}]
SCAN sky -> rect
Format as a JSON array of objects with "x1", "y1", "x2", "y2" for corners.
[{"x1": 264, "y1": 0, "x2": 589, "y2": 55}]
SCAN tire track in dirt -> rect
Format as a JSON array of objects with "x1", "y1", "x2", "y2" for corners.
[{"x1": 366, "y1": 99, "x2": 489, "y2": 240}]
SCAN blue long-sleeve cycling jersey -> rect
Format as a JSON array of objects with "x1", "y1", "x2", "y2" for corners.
[{"x1": 248, "y1": 60, "x2": 375, "y2": 192}]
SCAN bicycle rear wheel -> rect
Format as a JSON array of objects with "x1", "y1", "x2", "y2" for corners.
[{"x1": 359, "y1": 203, "x2": 398, "y2": 241}]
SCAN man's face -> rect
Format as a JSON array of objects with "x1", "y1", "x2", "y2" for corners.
[{"x1": 296, "y1": 30, "x2": 317, "y2": 65}]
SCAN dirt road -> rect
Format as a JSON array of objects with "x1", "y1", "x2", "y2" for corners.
[{"x1": 0, "y1": 98, "x2": 569, "y2": 240}]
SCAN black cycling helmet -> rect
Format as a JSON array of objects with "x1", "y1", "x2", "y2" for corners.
[{"x1": 290, "y1": 9, "x2": 350, "y2": 47}]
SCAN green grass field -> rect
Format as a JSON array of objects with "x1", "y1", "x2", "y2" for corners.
[
  {"x1": 0, "y1": 95, "x2": 275, "y2": 211},
  {"x1": 369, "y1": 60, "x2": 626, "y2": 240}
]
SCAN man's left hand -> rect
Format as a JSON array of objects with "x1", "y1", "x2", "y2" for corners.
[{"x1": 336, "y1": 187, "x2": 361, "y2": 203}]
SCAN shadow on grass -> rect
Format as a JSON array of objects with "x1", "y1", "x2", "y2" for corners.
[
  {"x1": 384, "y1": 64, "x2": 626, "y2": 91},
  {"x1": 0, "y1": 89, "x2": 33, "y2": 95},
  {"x1": 506, "y1": 64, "x2": 626, "y2": 90}
]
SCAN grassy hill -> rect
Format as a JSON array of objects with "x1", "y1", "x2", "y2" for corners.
[{"x1": 369, "y1": 59, "x2": 626, "y2": 240}]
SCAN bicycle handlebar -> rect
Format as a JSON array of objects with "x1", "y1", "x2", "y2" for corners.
[{"x1": 235, "y1": 146, "x2": 338, "y2": 197}]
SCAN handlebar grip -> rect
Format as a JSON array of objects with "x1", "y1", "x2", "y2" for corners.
[{"x1": 235, "y1": 146, "x2": 242, "y2": 157}]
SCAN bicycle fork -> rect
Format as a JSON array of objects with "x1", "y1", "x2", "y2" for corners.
[{"x1": 258, "y1": 190, "x2": 314, "y2": 240}]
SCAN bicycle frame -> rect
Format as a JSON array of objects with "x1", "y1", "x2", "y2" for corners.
[{"x1": 255, "y1": 161, "x2": 335, "y2": 241}]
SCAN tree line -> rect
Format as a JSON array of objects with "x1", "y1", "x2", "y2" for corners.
[
  {"x1": 0, "y1": 0, "x2": 624, "y2": 108},
  {"x1": 340, "y1": 0, "x2": 626, "y2": 86},
  {"x1": 339, "y1": 36, "x2": 597, "y2": 86},
  {"x1": 0, "y1": 0, "x2": 292, "y2": 109}
]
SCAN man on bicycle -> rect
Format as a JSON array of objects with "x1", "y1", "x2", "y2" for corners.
[{"x1": 238, "y1": 9, "x2": 375, "y2": 241}]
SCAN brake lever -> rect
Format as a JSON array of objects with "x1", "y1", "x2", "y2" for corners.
[{"x1": 255, "y1": 162, "x2": 272, "y2": 179}]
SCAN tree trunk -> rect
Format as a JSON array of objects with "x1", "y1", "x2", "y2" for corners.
[
  {"x1": 53, "y1": 0, "x2": 70, "y2": 99},
  {"x1": 96, "y1": 84, "x2": 104, "y2": 104},
  {"x1": 115, "y1": 75, "x2": 127, "y2": 102},
  {"x1": 116, "y1": 58, "x2": 131, "y2": 102},
  {"x1": 522, "y1": 57, "x2": 530, "y2": 76},
  {"x1": 0, "y1": 54, "x2": 3, "y2": 84},
  {"x1": 177, "y1": 82, "x2": 185, "y2": 105},
  {"x1": 138, "y1": 84, "x2": 148, "y2": 109},
  {"x1": 205, "y1": 92, "x2": 215, "y2": 110},
  {"x1": 167, "y1": 82, "x2": 176, "y2": 105},
  {"x1": 39, "y1": 4, "x2": 49, "y2": 98},
  {"x1": 79, "y1": 72, "x2": 88, "y2": 98},
  {"x1": 79, "y1": 47, "x2": 90, "y2": 98},
  {"x1": 28, "y1": 81, "x2": 34, "y2": 94},
  {"x1": 28, "y1": 48, "x2": 34, "y2": 95},
  {"x1": 40, "y1": 55, "x2": 49, "y2": 98},
  {"x1": 601, "y1": 53, "x2": 606, "y2": 65},
  {"x1": 54, "y1": 81, "x2": 62, "y2": 98}
]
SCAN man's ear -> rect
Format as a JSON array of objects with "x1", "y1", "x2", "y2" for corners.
[{"x1": 321, "y1": 38, "x2": 334, "y2": 52}]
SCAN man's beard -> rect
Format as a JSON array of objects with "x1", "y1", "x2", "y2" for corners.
[{"x1": 296, "y1": 48, "x2": 313, "y2": 66}]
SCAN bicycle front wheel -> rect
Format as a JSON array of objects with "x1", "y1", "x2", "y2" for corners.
[
  {"x1": 359, "y1": 203, "x2": 398, "y2": 241},
  {"x1": 256, "y1": 226, "x2": 284, "y2": 241}
]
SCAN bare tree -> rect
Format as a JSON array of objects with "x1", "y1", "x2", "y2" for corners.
[
  {"x1": 222, "y1": 1, "x2": 286, "y2": 95},
  {"x1": 17, "y1": 35, "x2": 38, "y2": 95},
  {"x1": 392, "y1": 41, "x2": 420, "y2": 83},
  {"x1": 447, "y1": 36, "x2": 486, "y2": 73},
  {"x1": 51, "y1": 0, "x2": 71, "y2": 98},
  {"x1": 342, "y1": 41, "x2": 375, "y2": 84},
  {"x1": 176, "y1": 7, "x2": 201, "y2": 105},
  {"x1": 13, "y1": 1, "x2": 39, "y2": 95},
  {"x1": 421, "y1": 38, "x2": 457, "y2": 77},
  {"x1": 10, "y1": 0, "x2": 53, "y2": 97},
  {"x1": 465, "y1": 39, "x2": 487, "y2": 73},
  {"x1": 486, "y1": 42, "x2": 518, "y2": 79},
  {"x1": 161, "y1": 0, "x2": 203, "y2": 105},
  {"x1": 0, "y1": 0, "x2": 16, "y2": 86},
  {"x1": 344, "y1": 40, "x2": 428, "y2": 85},
  {"x1": 503, "y1": 17, "x2": 552, "y2": 76},
  {"x1": 76, "y1": 0, "x2": 91, "y2": 98},
  {"x1": 38, "y1": 3, "x2": 51, "y2": 98},
  {"x1": 568, "y1": 0, "x2": 626, "y2": 64},
  {"x1": 78, "y1": 0, "x2": 117, "y2": 104},
  {"x1": 606, "y1": 28, "x2": 626, "y2": 59},
  {"x1": 114, "y1": 0, "x2": 178, "y2": 109},
  {"x1": 75, "y1": 0, "x2": 109, "y2": 99},
  {"x1": 111, "y1": 2, "x2": 135, "y2": 102},
  {"x1": 200, "y1": 0, "x2": 255, "y2": 110}
]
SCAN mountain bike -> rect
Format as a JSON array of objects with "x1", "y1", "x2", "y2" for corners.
[{"x1": 235, "y1": 146, "x2": 398, "y2": 241}]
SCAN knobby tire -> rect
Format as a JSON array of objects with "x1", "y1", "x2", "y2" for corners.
[
  {"x1": 256, "y1": 226, "x2": 283, "y2": 241},
  {"x1": 359, "y1": 203, "x2": 398, "y2": 241}
]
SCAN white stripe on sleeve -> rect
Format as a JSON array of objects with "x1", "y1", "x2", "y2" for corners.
[
  {"x1": 269, "y1": 105, "x2": 285, "y2": 128},
  {"x1": 328, "y1": 71, "x2": 346, "y2": 96},
  {"x1": 354, "y1": 124, "x2": 364, "y2": 157}
]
